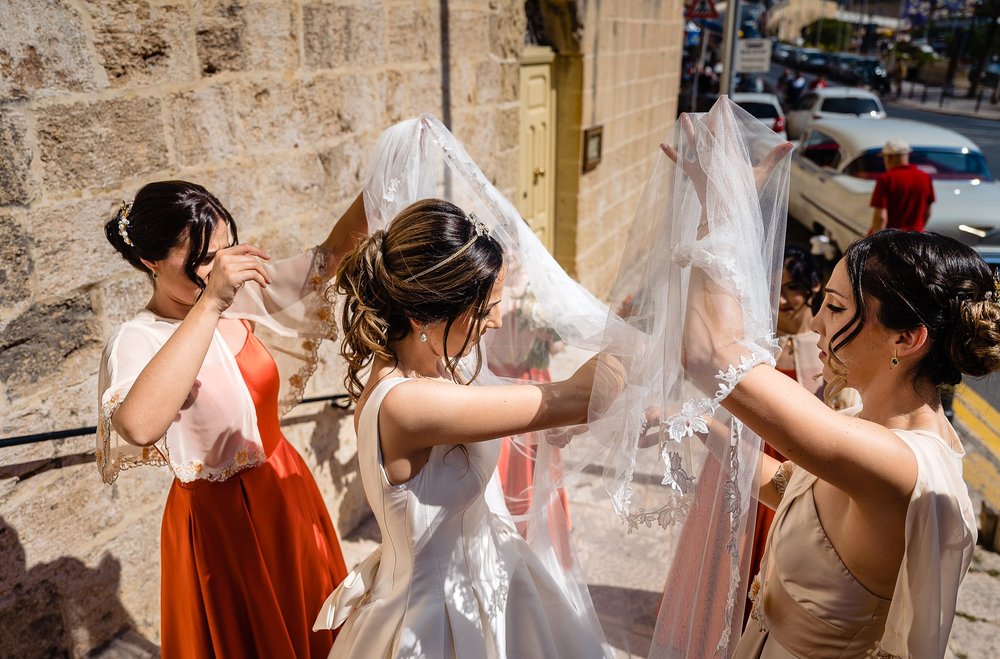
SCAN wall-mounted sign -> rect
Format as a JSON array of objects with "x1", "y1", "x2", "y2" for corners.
[{"x1": 736, "y1": 39, "x2": 772, "y2": 73}]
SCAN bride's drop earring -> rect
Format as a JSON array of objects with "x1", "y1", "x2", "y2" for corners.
[
  {"x1": 890, "y1": 351, "x2": 899, "y2": 368},
  {"x1": 419, "y1": 324, "x2": 428, "y2": 342}
]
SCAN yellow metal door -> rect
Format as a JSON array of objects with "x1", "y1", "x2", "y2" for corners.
[{"x1": 517, "y1": 47, "x2": 556, "y2": 253}]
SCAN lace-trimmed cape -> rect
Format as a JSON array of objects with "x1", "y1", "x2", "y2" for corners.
[{"x1": 96, "y1": 247, "x2": 335, "y2": 485}]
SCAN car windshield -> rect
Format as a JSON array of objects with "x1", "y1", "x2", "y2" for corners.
[
  {"x1": 736, "y1": 101, "x2": 779, "y2": 119},
  {"x1": 820, "y1": 97, "x2": 881, "y2": 115},
  {"x1": 844, "y1": 148, "x2": 994, "y2": 181}
]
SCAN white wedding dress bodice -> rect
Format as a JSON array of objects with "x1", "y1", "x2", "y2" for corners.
[{"x1": 315, "y1": 377, "x2": 609, "y2": 659}]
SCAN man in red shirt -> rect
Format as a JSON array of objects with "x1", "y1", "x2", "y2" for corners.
[{"x1": 869, "y1": 138, "x2": 935, "y2": 233}]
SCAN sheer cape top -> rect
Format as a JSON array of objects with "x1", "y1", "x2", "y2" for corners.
[{"x1": 96, "y1": 248, "x2": 335, "y2": 484}]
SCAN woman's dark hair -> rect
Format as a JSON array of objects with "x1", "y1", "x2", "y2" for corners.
[
  {"x1": 334, "y1": 199, "x2": 505, "y2": 400},
  {"x1": 829, "y1": 230, "x2": 1000, "y2": 387},
  {"x1": 104, "y1": 180, "x2": 237, "y2": 289},
  {"x1": 783, "y1": 245, "x2": 823, "y2": 313}
]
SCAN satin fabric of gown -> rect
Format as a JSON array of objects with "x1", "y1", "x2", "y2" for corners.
[
  {"x1": 160, "y1": 323, "x2": 348, "y2": 658},
  {"x1": 315, "y1": 377, "x2": 608, "y2": 659},
  {"x1": 734, "y1": 465, "x2": 891, "y2": 658}
]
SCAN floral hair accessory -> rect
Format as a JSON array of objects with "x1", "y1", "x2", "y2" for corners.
[
  {"x1": 469, "y1": 212, "x2": 489, "y2": 237},
  {"x1": 118, "y1": 200, "x2": 134, "y2": 247}
]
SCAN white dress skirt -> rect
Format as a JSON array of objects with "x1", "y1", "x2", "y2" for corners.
[{"x1": 314, "y1": 377, "x2": 609, "y2": 659}]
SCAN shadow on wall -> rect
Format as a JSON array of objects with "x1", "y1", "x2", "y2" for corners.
[
  {"x1": 0, "y1": 515, "x2": 158, "y2": 658},
  {"x1": 294, "y1": 403, "x2": 371, "y2": 530}
]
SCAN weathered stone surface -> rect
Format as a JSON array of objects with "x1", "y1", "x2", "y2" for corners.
[
  {"x1": 232, "y1": 76, "x2": 310, "y2": 153},
  {"x1": 0, "y1": 107, "x2": 34, "y2": 206},
  {"x1": 92, "y1": 272, "x2": 150, "y2": 334},
  {"x1": 193, "y1": 0, "x2": 248, "y2": 75},
  {"x1": 242, "y1": 2, "x2": 299, "y2": 70},
  {"x1": 300, "y1": 72, "x2": 383, "y2": 138},
  {"x1": 167, "y1": 82, "x2": 240, "y2": 166},
  {"x1": 381, "y1": 67, "x2": 442, "y2": 123},
  {"x1": 0, "y1": 293, "x2": 101, "y2": 389},
  {"x1": 88, "y1": 0, "x2": 196, "y2": 88},
  {"x1": 303, "y1": 2, "x2": 385, "y2": 70},
  {"x1": 387, "y1": 1, "x2": 439, "y2": 65},
  {"x1": 0, "y1": 214, "x2": 32, "y2": 307},
  {"x1": 37, "y1": 97, "x2": 167, "y2": 192},
  {"x1": 193, "y1": 0, "x2": 299, "y2": 76},
  {"x1": 30, "y1": 197, "x2": 133, "y2": 300},
  {"x1": 0, "y1": 461, "x2": 171, "y2": 654},
  {"x1": 318, "y1": 139, "x2": 369, "y2": 200},
  {"x1": 0, "y1": 0, "x2": 102, "y2": 99},
  {"x1": 489, "y1": 0, "x2": 525, "y2": 59}
]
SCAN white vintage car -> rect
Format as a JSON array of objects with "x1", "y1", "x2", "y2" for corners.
[
  {"x1": 788, "y1": 117, "x2": 1000, "y2": 266},
  {"x1": 785, "y1": 87, "x2": 885, "y2": 140}
]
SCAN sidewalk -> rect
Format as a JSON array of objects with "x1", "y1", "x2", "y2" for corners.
[{"x1": 888, "y1": 80, "x2": 1000, "y2": 121}]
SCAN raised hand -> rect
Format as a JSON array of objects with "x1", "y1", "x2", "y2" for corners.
[{"x1": 200, "y1": 244, "x2": 272, "y2": 314}]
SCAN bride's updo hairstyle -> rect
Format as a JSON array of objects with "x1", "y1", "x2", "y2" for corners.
[
  {"x1": 829, "y1": 230, "x2": 1000, "y2": 388},
  {"x1": 335, "y1": 198, "x2": 504, "y2": 399},
  {"x1": 104, "y1": 180, "x2": 237, "y2": 290}
]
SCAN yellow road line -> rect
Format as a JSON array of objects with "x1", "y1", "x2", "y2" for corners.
[
  {"x1": 955, "y1": 384, "x2": 1000, "y2": 459},
  {"x1": 963, "y1": 452, "x2": 1000, "y2": 509}
]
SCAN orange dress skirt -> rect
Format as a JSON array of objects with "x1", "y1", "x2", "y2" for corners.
[{"x1": 159, "y1": 327, "x2": 348, "y2": 658}]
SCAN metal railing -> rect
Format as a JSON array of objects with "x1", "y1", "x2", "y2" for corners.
[{"x1": 0, "y1": 394, "x2": 352, "y2": 450}]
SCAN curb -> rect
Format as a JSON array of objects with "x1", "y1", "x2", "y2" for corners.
[
  {"x1": 955, "y1": 384, "x2": 1000, "y2": 511},
  {"x1": 887, "y1": 96, "x2": 1000, "y2": 121}
]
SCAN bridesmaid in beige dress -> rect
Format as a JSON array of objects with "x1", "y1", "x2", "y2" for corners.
[{"x1": 664, "y1": 127, "x2": 1000, "y2": 657}]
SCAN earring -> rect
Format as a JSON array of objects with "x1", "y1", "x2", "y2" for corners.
[
  {"x1": 890, "y1": 352, "x2": 899, "y2": 368},
  {"x1": 151, "y1": 272, "x2": 157, "y2": 280},
  {"x1": 419, "y1": 324, "x2": 428, "y2": 342}
]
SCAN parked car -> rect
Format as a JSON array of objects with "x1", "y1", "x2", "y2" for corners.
[
  {"x1": 795, "y1": 48, "x2": 829, "y2": 73},
  {"x1": 731, "y1": 92, "x2": 787, "y2": 139},
  {"x1": 772, "y1": 42, "x2": 796, "y2": 64},
  {"x1": 784, "y1": 87, "x2": 885, "y2": 139},
  {"x1": 788, "y1": 117, "x2": 1000, "y2": 259}
]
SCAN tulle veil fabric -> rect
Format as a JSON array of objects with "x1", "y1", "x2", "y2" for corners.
[
  {"x1": 586, "y1": 99, "x2": 791, "y2": 657},
  {"x1": 357, "y1": 98, "x2": 790, "y2": 658},
  {"x1": 359, "y1": 113, "x2": 617, "y2": 655}
]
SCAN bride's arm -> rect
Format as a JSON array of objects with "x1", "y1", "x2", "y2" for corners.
[{"x1": 379, "y1": 355, "x2": 623, "y2": 450}]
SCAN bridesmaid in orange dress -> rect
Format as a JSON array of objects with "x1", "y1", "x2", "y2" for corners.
[
  {"x1": 97, "y1": 181, "x2": 367, "y2": 657},
  {"x1": 490, "y1": 292, "x2": 571, "y2": 538}
]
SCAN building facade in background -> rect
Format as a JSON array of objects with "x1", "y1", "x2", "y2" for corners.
[{"x1": 0, "y1": 0, "x2": 681, "y2": 653}]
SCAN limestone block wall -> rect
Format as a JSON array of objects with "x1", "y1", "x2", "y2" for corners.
[
  {"x1": 575, "y1": 0, "x2": 683, "y2": 298},
  {"x1": 0, "y1": 0, "x2": 523, "y2": 654}
]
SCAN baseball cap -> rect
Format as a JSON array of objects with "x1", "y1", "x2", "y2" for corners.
[{"x1": 881, "y1": 139, "x2": 912, "y2": 155}]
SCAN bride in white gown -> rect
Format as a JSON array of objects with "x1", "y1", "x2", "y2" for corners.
[{"x1": 314, "y1": 197, "x2": 613, "y2": 658}]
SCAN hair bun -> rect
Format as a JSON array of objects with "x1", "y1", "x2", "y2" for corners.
[{"x1": 948, "y1": 298, "x2": 1000, "y2": 377}]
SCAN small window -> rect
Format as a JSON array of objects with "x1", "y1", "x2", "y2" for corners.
[
  {"x1": 735, "y1": 101, "x2": 780, "y2": 119},
  {"x1": 820, "y1": 97, "x2": 881, "y2": 115},
  {"x1": 799, "y1": 131, "x2": 841, "y2": 169}
]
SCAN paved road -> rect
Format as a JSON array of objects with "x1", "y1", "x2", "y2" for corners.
[
  {"x1": 758, "y1": 62, "x2": 1000, "y2": 408},
  {"x1": 882, "y1": 100, "x2": 1000, "y2": 173}
]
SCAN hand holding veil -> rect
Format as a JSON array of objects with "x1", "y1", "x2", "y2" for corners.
[{"x1": 585, "y1": 98, "x2": 792, "y2": 657}]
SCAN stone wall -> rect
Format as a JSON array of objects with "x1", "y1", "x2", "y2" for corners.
[
  {"x1": 0, "y1": 0, "x2": 524, "y2": 654},
  {"x1": 574, "y1": 0, "x2": 684, "y2": 298}
]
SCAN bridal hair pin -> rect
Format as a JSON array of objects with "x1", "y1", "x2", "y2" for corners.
[
  {"x1": 404, "y1": 212, "x2": 490, "y2": 282},
  {"x1": 118, "y1": 200, "x2": 135, "y2": 247}
]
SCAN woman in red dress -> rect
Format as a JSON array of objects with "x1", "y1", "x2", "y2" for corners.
[{"x1": 97, "y1": 181, "x2": 366, "y2": 657}]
